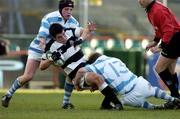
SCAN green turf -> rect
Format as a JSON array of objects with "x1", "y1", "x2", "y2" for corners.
[{"x1": 0, "y1": 90, "x2": 180, "y2": 119}]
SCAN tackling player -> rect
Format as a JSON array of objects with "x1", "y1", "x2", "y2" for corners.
[{"x1": 73, "y1": 53, "x2": 180, "y2": 109}]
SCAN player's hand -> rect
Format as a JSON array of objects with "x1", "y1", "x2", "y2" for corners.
[
  {"x1": 80, "y1": 28, "x2": 92, "y2": 41},
  {"x1": 145, "y1": 41, "x2": 158, "y2": 51},
  {"x1": 51, "y1": 51, "x2": 61, "y2": 62},
  {"x1": 87, "y1": 21, "x2": 96, "y2": 32},
  {"x1": 73, "y1": 39, "x2": 83, "y2": 47},
  {"x1": 149, "y1": 47, "x2": 161, "y2": 53},
  {"x1": 90, "y1": 85, "x2": 98, "y2": 92},
  {"x1": 41, "y1": 50, "x2": 52, "y2": 60},
  {"x1": 75, "y1": 85, "x2": 84, "y2": 91}
]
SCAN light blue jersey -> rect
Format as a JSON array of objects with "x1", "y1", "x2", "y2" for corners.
[
  {"x1": 85, "y1": 55, "x2": 138, "y2": 95},
  {"x1": 28, "y1": 10, "x2": 80, "y2": 58},
  {"x1": 84, "y1": 55, "x2": 175, "y2": 109}
]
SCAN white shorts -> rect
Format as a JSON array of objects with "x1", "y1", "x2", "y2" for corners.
[
  {"x1": 121, "y1": 76, "x2": 156, "y2": 107},
  {"x1": 28, "y1": 50, "x2": 42, "y2": 61},
  {"x1": 28, "y1": 40, "x2": 44, "y2": 61}
]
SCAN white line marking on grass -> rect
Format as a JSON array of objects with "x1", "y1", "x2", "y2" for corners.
[{"x1": 0, "y1": 89, "x2": 100, "y2": 94}]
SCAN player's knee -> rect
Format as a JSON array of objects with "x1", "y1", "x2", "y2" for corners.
[
  {"x1": 154, "y1": 66, "x2": 161, "y2": 74},
  {"x1": 154, "y1": 59, "x2": 170, "y2": 74},
  {"x1": 65, "y1": 77, "x2": 73, "y2": 84},
  {"x1": 158, "y1": 68, "x2": 171, "y2": 79},
  {"x1": 39, "y1": 65, "x2": 46, "y2": 70}
]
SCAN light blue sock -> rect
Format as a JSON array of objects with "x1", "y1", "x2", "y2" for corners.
[
  {"x1": 6, "y1": 79, "x2": 21, "y2": 97},
  {"x1": 62, "y1": 81, "x2": 74, "y2": 105},
  {"x1": 154, "y1": 87, "x2": 174, "y2": 101},
  {"x1": 143, "y1": 101, "x2": 156, "y2": 109}
]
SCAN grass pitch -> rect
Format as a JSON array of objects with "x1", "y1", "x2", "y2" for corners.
[{"x1": 0, "y1": 89, "x2": 180, "y2": 119}]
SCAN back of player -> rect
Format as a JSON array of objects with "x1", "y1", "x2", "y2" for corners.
[
  {"x1": 84, "y1": 53, "x2": 180, "y2": 109},
  {"x1": 84, "y1": 55, "x2": 138, "y2": 95}
]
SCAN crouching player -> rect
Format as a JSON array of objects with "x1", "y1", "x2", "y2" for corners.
[{"x1": 73, "y1": 52, "x2": 180, "y2": 110}]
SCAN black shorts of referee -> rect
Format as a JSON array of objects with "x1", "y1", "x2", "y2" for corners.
[{"x1": 160, "y1": 32, "x2": 180, "y2": 59}]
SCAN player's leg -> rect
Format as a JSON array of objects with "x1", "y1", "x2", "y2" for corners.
[
  {"x1": 51, "y1": 65, "x2": 60, "y2": 89},
  {"x1": 156, "y1": 56, "x2": 179, "y2": 98},
  {"x1": 120, "y1": 77, "x2": 172, "y2": 109},
  {"x1": 164, "y1": 32, "x2": 180, "y2": 98},
  {"x1": 137, "y1": 77, "x2": 179, "y2": 109},
  {"x1": 99, "y1": 82, "x2": 123, "y2": 110},
  {"x1": 150, "y1": 86, "x2": 180, "y2": 109},
  {"x1": 100, "y1": 96, "x2": 114, "y2": 109},
  {"x1": 1, "y1": 53, "x2": 40, "y2": 108},
  {"x1": 62, "y1": 77, "x2": 74, "y2": 109},
  {"x1": 152, "y1": 87, "x2": 174, "y2": 101},
  {"x1": 158, "y1": 69, "x2": 179, "y2": 98},
  {"x1": 141, "y1": 77, "x2": 175, "y2": 109},
  {"x1": 85, "y1": 76, "x2": 123, "y2": 110},
  {"x1": 169, "y1": 60, "x2": 179, "y2": 98},
  {"x1": 171, "y1": 73, "x2": 179, "y2": 97}
]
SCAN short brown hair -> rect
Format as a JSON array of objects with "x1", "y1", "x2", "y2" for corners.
[
  {"x1": 87, "y1": 52, "x2": 102, "y2": 64},
  {"x1": 49, "y1": 23, "x2": 63, "y2": 38}
]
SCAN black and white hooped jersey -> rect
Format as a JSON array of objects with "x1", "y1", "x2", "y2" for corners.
[{"x1": 49, "y1": 28, "x2": 87, "y2": 79}]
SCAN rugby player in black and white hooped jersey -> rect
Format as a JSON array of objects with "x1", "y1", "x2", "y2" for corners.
[{"x1": 39, "y1": 22, "x2": 96, "y2": 109}]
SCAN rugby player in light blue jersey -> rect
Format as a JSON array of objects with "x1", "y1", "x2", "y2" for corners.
[
  {"x1": 1, "y1": 0, "x2": 83, "y2": 109},
  {"x1": 73, "y1": 53, "x2": 180, "y2": 110}
]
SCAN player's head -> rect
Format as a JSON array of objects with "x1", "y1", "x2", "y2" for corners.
[
  {"x1": 49, "y1": 23, "x2": 67, "y2": 44},
  {"x1": 59, "y1": 0, "x2": 74, "y2": 20},
  {"x1": 87, "y1": 52, "x2": 102, "y2": 64},
  {"x1": 49, "y1": 23, "x2": 64, "y2": 38},
  {"x1": 138, "y1": 0, "x2": 153, "y2": 8}
]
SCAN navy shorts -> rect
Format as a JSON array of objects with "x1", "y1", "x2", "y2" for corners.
[{"x1": 161, "y1": 32, "x2": 180, "y2": 59}]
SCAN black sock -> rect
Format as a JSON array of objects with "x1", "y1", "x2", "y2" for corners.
[
  {"x1": 159, "y1": 69, "x2": 179, "y2": 97},
  {"x1": 171, "y1": 73, "x2": 180, "y2": 97},
  {"x1": 101, "y1": 96, "x2": 113, "y2": 109},
  {"x1": 101, "y1": 86, "x2": 121, "y2": 105}
]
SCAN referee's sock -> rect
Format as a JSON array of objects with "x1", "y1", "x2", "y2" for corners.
[
  {"x1": 159, "y1": 69, "x2": 179, "y2": 98},
  {"x1": 171, "y1": 73, "x2": 180, "y2": 98}
]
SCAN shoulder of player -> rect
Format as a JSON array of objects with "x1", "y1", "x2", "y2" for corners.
[
  {"x1": 153, "y1": 1, "x2": 167, "y2": 12},
  {"x1": 68, "y1": 16, "x2": 79, "y2": 25},
  {"x1": 43, "y1": 11, "x2": 60, "y2": 19}
]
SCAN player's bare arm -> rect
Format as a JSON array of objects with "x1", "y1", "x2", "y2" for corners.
[
  {"x1": 73, "y1": 68, "x2": 87, "y2": 91},
  {"x1": 39, "y1": 59, "x2": 53, "y2": 70},
  {"x1": 78, "y1": 22, "x2": 96, "y2": 40}
]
